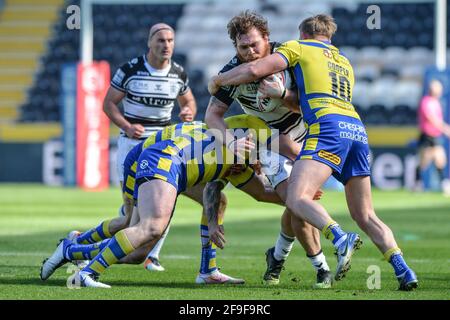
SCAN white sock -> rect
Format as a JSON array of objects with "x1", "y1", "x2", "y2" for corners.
[
  {"x1": 307, "y1": 250, "x2": 330, "y2": 272},
  {"x1": 147, "y1": 225, "x2": 170, "y2": 259},
  {"x1": 273, "y1": 231, "x2": 295, "y2": 261}
]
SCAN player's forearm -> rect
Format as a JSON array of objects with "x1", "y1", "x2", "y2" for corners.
[
  {"x1": 239, "y1": 177, "x2": 284, "y2": 206},
  {"x1": 203, "y1": 181, "x2": 226, "y2": 226},
  {"x1": 179, "y1": 91, "x2": 197, "y2": 118},
  {"x1": 184, "y1": 100, "x2": 197, "y2": 118},
  {"x1": 281, "y1": 89, "x2": 300, "y2": 113},
  {"x1": 215, "y1": 61, "x2": 260, "y2": 87},
  {"x1": 205, "y1": 101, "x2": 235, "y2": 146},
  {"x1": 103, "y1": 101, "x2": 131, "y2": 131}
]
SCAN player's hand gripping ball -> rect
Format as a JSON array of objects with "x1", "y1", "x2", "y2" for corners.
[{"x1": 256, "y1": 70, "x2": 292, "y2": 112}]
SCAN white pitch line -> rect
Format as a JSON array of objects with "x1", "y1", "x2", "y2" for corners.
[{"x1": 0, "y1": 252, "x2": 447, "y2": 264}]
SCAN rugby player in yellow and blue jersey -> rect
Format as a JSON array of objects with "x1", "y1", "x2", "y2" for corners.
[
  {"x1": 208, "y1": 14, "x2": 418, "y2": 291},
  {"x1": 41, "y1": 115, "x2": 283, "y2": 288}
]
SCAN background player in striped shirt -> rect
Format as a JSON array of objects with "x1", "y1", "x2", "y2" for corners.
[{"x1": 103, "y1": 23, "x2": 197, "y2": 271}]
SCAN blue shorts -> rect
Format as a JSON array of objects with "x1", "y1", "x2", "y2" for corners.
[
  {"x1": 134, "y1": 140, "x2": 187, "y2": 199},
  {"x1": 297, "y1": 115, "x2": 371, "y2": 185}
]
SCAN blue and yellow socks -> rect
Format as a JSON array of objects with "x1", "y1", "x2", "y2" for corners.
[
  {"x1": 65, "y1": 239, "x2": 111, "y2": 260},
  {"x1": 199, "y1": 214, "x2": 222, "y2": 275},
  {"x1": 82, "y1": 230, "x2": 135, "y2": 275},
  {"x1": 384, "y1": 247, "x2": 410, "y2": 277},
  {"x1": 76, "y1": 219, "x2": 113, "y2": 244},
  {"x1": 322, "y1": 220, "x2": 348, "y2": 248}
]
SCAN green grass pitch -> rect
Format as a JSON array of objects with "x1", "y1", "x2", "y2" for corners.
[{"x1": 0, "y1": 184, "x2": 448, "y2": 300}]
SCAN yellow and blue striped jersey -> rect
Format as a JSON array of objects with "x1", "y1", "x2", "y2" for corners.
[
  {"x1": 276, "y1": 39, "x2": 359, "y2": 125},
  {"x1": 141, "y1": 114, "x2": 272, "y2": 188}
]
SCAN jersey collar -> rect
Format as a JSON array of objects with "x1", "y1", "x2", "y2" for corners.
[{"x1": 143, "y1": 54, "x2": 171, "y2": 76}]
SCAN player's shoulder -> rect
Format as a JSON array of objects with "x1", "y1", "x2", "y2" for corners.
[
  {"x1": 170, "y1": 60, "x2": 186, "y2": 75},
  {"x1": 277, "y1": 39, "x2": 301, "y2": 49},
  {"x1": 219, "y1": 55, "x2": 241, "y2": 74},
  {"x1": 120, "y1": 55, "x2": 145, "y2": 72},
  {"x1": 270, "y1": 41, "x2": 282, "y2": 52}
]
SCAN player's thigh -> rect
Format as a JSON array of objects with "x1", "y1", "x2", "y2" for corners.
[
  {"x1": 137, "y1": 179, "x2": 178, "y2": 233},
  {"x1": 121, "y1": 193, "x2": 135, "y2": 219},
  {"x1": 116, "y1": 136, "x2": 140, "y2": 181},
  {"x1": 433, "y1": 145, "x2": 447, "y2": 168},
  {"x1": 182, "y1": 183, "x2": 206, "y2": 205},
  {"x1": 288, "y1": 159, "x2": 332, "y2": 199},
  {"x1": 274, "y1": 180, "x2": 288, "y2": 203},
  {"x1": 419, "y1": 147, "x2": 434, "y2": 167},
  {"x1": 344, "y1": 176, "x2": 374, "y2": 222},
  {"x1": 278, "y1": 133, "x2": 302, "y2": 161},
  {"x1": 129, "y1": 206, "x2": 140, "y2": 227}
]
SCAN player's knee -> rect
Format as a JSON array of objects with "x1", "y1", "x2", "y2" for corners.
[
  {"x1": 351, "y1": 211, "x2": 373, "y2": 229},
  {"x1": 143, "y1": 225, "x2": 165, "y2": 241},
  {"x1": 286, "y1": 195, "x2": 307, "y2": 214},
  {"x1": 133, "y1": 222, "x2": 164, "y2": 243}
]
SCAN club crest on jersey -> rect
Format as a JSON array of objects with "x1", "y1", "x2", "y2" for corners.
[
  {"x1": 140, "y1": 160, "x2": 149, "y2": 169},
  {"x1": 170, "y1": 84, "x2": 178, "y2": 95},
  {"x1": 323, "y1": 49, "x2": 332, "y2": 59}
]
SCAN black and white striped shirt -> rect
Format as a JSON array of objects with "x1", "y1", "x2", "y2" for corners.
[
  {"x1": 214, "y1": 43, "x2": 307, "y2": 143},
  {"x1": 111, "y1": 54, "x2": 189, "y2": 138}
]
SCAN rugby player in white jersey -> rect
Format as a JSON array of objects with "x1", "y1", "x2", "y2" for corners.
[{"x1": 205, "y1": 11, "x2": 332, "y2": 288}]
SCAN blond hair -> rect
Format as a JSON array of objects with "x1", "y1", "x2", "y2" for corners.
[{"x1": 299, "y1": 14, "x2": 337, "y2": 39}]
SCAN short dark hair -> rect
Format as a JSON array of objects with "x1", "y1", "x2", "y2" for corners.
[
  {"x1": 299, "y1": 14, "x2": 337, "y2": 39},
  {"x1": 227, "y1": 10, "x2": 270, "y2": 47}
]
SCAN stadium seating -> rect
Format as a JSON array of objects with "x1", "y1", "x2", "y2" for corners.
[
  {"x1": 9, "y1": 0, "x2": 449, "y2": 125},
  {"x1": 19, "y1": 0, "x2": 186, "y2": 122},
  {"x1": 0, "y1": 0, "x2": 63, "y2": 122}
]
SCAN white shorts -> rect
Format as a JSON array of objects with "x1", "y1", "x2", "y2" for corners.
[
  {"x1": 116, "y1": 134, "x2": 144, "y2": 182},
  {"x1": 259, "y1": 150, "x2": 293, "y2": 189}
]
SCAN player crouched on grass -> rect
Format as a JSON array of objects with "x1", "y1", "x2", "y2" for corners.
[{"x1": 40, "y1": 115, "x2": 311, "y2": 287}]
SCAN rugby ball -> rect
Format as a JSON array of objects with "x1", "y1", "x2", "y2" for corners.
[{"x1": 256, "y1": 70, "x2": 292, "y2": 113}]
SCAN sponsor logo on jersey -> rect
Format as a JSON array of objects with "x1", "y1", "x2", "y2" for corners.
[
  {"x1": 131, "y1": 96, "x2": 172, "y2": 106},
  {"x1": 318, "y1": 150, "x2": 341, "y2": 165},
  {"x1": 245, "y1": 83, "x2": 258, "y2": 94},
  {"x1": 323, "y1": 49, "x2": 332, "y2": 59},
  {"x1": 112, "y1": 69, "x2": 125, "y2": 85},
  {"x1": 140, "y1": 159, "x2": 149, "y2": 169}
]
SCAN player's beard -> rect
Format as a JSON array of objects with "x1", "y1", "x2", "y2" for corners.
[{"x1": 237, "y1": 43, "x2": 271, "y2": 63}]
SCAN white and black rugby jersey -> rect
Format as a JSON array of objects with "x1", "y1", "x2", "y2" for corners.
[
  {"x1": 213, "y1": 42, "x2": 307, "y2": 143},
  {"x1": 111, "y1": 54, "x2": 190, "y2": 138}
]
